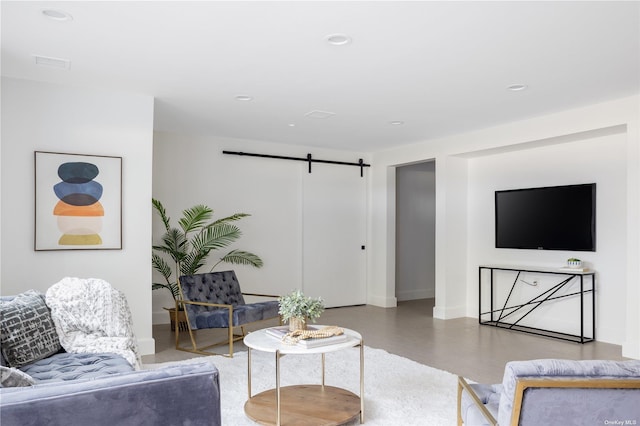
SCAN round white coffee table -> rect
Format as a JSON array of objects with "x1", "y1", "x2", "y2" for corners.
[{"x1": 243, "y1": 326, "x2": 364, "y2": 426}]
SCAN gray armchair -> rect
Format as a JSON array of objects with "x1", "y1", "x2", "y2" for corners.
[
  {"x1": 176, "y1": 271, "x2": 280, "y2": 357},
  {"x1": 457, "y1": 359, "x2": 640, "y2": 426}
]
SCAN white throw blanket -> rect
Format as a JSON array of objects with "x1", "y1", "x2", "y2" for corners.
[{"x1": 45, "y1": 277, "x2": 141, "y2": 369}]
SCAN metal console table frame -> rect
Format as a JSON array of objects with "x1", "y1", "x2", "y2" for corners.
[{"x1": 479, "y1": 265, "x2": 595, "y2": 343}]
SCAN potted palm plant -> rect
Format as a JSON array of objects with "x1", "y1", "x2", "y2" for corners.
[{"x1": 152, "y1": 198, "x2": 263, "y2": 330}]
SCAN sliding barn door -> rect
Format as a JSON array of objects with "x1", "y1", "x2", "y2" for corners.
[{"x1": 302, "y1": 165, "x2": 367, "y2": 307}]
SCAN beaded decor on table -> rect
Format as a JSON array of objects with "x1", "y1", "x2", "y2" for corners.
[{"x1": 281, "y1": 326, "x2": 344, "y2": 345}]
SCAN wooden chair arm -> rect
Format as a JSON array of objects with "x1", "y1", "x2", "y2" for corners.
[
  {"x1": 178, "y1": 300, "x2": 234, "y2": 309},
  {"x1": 457, "y1": 376, "x2": 497, "y2": 426},
  {"x1": 241, "y1": 292, "x2": 280, "y2": 299}
]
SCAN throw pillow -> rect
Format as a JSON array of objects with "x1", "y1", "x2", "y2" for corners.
[
  {"x1": 0, "y1": 366, "x2": 36, "y2": 387},
  {"x1": 0, "y1": 290, "x2": 62, "y2": 368}
]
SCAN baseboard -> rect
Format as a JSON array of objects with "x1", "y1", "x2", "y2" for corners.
[
  {"x1": 137, "y1": 337, "x2": 155, "y2": 356},
  {"x1": 622, "y1": 339, "x2": 640, "y2": 360},
  {"x1": 367, "y1": 294, "x2": 397, "y2": 308},
  {"x1": 397, "y1": 288, "x2": 435, "y2": 301},
  {"x1": 433, "y1": 304, "x2": 466, "y2": 319}
]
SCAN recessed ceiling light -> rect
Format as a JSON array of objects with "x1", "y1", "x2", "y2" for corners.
[
  {"x1": 235, "y1": 95, "x2": 253, "y2": 101},
  {"x1": 305, "y1": 110, "x2": 336, "y2": 119},
  {"x1": 389, "y1": 121, "x2": 404, "y2": 126},
  {"x1": 507, "y1": 84, "x2": 528, "y2": 91},
  {"x1": 42, "y1": 9, "x2": 73, "y2": 21},
  {"x1": 326, "y1": 34, "x2": 352, "y2": 46},
  {"x1": 288, "y1": 123, "x2": 296, "y2": 127}
]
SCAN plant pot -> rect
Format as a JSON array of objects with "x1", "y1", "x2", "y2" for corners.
[
  {"x1": 165, "y1": 307, "x2": 189, "y2": 332},
  {"x1": 288, "y1": 317, "x2": 307, "y2": 332},
  {"x1": 567, "y1": 259, "x2": 583, "y2": 268}
]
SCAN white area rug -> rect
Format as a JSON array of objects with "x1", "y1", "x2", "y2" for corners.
[{"x1": 144, "y1": 346, "x2": 459, "y2": 425}]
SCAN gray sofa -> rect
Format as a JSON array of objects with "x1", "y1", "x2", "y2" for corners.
[
  {"x1": 457, "y1": 358, "x2": 640, "y2": 426},
  {"x1": 0, "y1": 291, "x2": 221, "y2": 426}
]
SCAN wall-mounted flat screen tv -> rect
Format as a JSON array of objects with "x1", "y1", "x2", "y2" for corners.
[{"x1": 495, "y1": 183, "x2": 596, "y2": 251}]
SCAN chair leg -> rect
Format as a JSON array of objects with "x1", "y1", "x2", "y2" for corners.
[
  {"x1": 174, "y1": 312, "x2": 200, "y2": 353},
  {"x1": 175, "y1": 323, "x2": 199, "y2": 352},
  {"x1": 457, "y1": 378, "x2": 463, "y2": 426},
  {"x1": 175, "y1": 309, "x2": 280, "y2": 358},
  {"x1": 187, "y1": 327, "x2": 198, "y2": 351},
  {"x1": 175, "y1": 320, "x2": 179, "y2": 348},
  {"x1": 228, "y1": 307, "x2": 234, "y2": 358}
]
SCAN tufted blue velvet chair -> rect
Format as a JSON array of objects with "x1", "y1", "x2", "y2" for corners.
[
  {"x1": 457, "y1": 359, "x2": 640, "y2": 426},
  {"x1": 176, "y1": 271, "x2": 280, "y2": 357}
]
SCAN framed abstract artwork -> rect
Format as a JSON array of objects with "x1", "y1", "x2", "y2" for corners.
[{"x1": 34, "y1": 151, "x2": 122, "y2": 250}]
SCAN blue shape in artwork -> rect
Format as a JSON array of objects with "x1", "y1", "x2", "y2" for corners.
[
  {"x1": 59, "y1": 193, "x2": 101, "y2": 206},
  {"x1": 53, "y1": 181, "x2": 103, "y2": 206},
  {"x1": 58, "y1": 162, "x2": 99, "y2": 183}
]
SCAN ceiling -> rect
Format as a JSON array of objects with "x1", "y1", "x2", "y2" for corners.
[{"x1": 2, "y1": 1, "x2": 639, "y2": 152}]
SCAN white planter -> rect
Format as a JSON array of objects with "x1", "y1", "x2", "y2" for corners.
[{"x1": 567, "y1": 259, "x2": 583, "y2": 268}]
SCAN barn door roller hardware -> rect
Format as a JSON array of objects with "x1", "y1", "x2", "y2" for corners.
[{"x1": 222, "y1": 150, "x2": 370, "y2": 177}]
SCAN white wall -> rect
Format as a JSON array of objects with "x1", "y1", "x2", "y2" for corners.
[
  {"x1": 370, "y1": 95, "x2": 640, "y2": 358},
  {"x1": 5, "y1": 78, "x2": 637, "y2": 359},
  {"x1": 627, "y1": 115, "x2": 640, "y2": 359},
  {"x1": 152, "y1": 132, "x2": 370, "y2": 322},
  {"x1": 467, "y1": 129, "x2": 627, "y2": 343},
  {"x1": 0, "y1": 77, "x2": 155, "y2": 355},
  {"x1": 395, "y1": 161, "x2": 436, "y2": 300}
]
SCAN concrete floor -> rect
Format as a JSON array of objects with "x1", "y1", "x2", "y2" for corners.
[{"x1": 142, "y1": 298, "x2": 627, "y2": 384}]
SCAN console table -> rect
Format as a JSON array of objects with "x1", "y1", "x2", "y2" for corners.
[{"x1": 479, "y1": 265, "x2": 595, "y2": 343}]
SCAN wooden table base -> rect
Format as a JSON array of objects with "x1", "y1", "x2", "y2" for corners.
[{"x1": 244, "y1": 384, "x2": 361, "y2": 426}]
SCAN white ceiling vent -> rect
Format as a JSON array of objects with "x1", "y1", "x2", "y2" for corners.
[
  {"x1": 304, "y1": 110, "x2": 336, "y2": 119},
  {"x1": 34, "y1": 55, "x2": 71, "y2": 70},
  {"x1": 41, "y1": 9, "x2": 73, "y2": 21}
]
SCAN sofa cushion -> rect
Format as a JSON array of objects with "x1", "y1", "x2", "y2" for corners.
[
  {"x1": 192, "y1": 300, "x2": 279, "y2": 329},
  {"x1": 0, "y1": 290, "x2": 61, "y2": 368},
  {"x1": 0, "y1": 362, "x2": 221, "y2": 426},
  {"x1": 19, "y1": 352, "x2": 134, "y2": 384},
  {"x1": 0, "y1": 366, "x2": 36, "y2": 387},
  {"x1": 180, "y1": 270, "x2": 246, "y2": 308}
]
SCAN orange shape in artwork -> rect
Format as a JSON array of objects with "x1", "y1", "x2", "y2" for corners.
[{"x1": 53, "y1": 200, "x2": 104, "y2": 217}]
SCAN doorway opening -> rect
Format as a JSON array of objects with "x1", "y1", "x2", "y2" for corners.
[{"x1": 395, "y1": 160, "x2": 436, "y2": 308}]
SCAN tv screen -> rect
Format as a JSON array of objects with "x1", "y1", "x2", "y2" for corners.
[{"x1": 495, "y1": 183, "x2": 596, "y2": 251}]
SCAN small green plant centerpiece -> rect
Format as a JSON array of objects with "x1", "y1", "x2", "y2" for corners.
[{"x1": 278, "y1": 290, "x2": 325, "y2": 331}]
